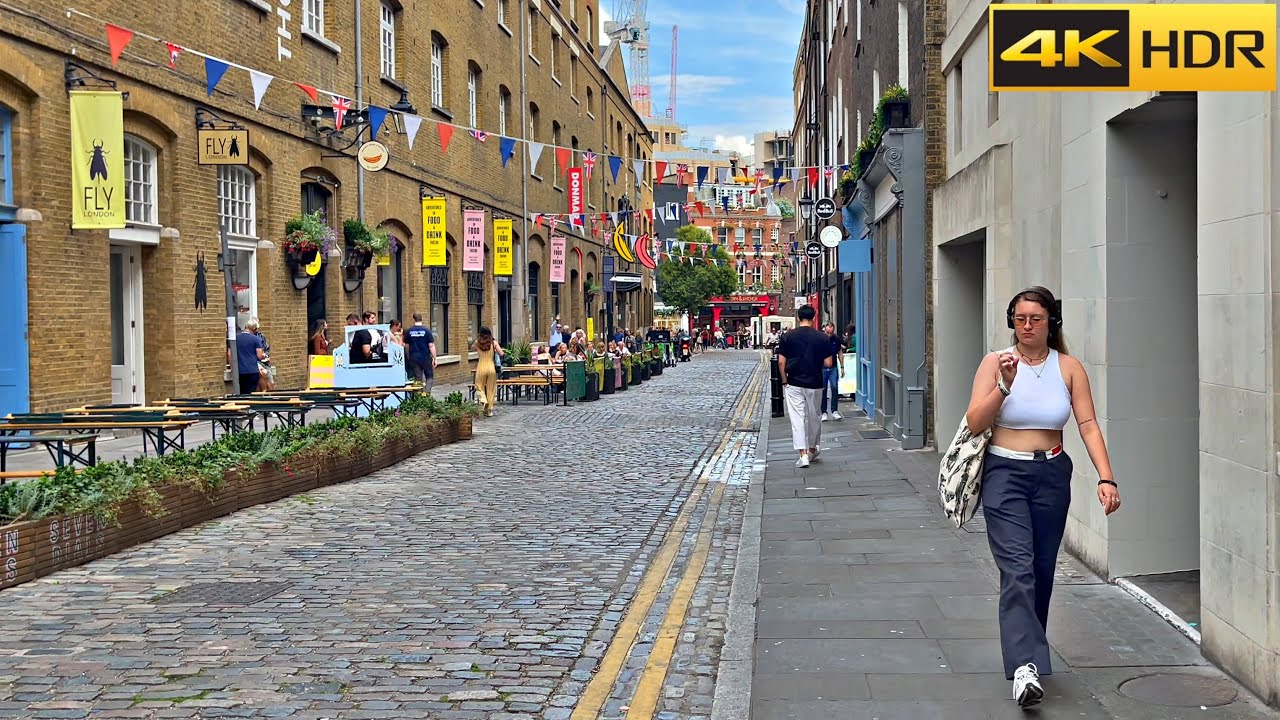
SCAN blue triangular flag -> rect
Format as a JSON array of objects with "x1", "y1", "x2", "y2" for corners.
[
  {"x1": 609, "y1": 155, "x2": 622, "y2": 182},
  {"x1": 204, "y1": 57, "x2": 231, "y2": 96},
  {"x1": 721, "y1": 196, "x2": 730, "y2": 213},
  {"x1": 696, "y1": 166, "x2": 709, "y2": 188},
  {"x1": 772, "y1": 167, "x2": 784, "y2": 186},
  {"x1": 366, "y1": 106, "x2": 388, "y2": 138},
  {"x1": 499, "y1": 136, "x2": 517, "y2": 166}
]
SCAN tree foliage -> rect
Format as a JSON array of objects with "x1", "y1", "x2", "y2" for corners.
[
  {"x1": 656, "y1": 225, "x2": 740, "y2": 316},
  {"x1": 776, "y1": 198, "x2": 795, "y2": 219}
]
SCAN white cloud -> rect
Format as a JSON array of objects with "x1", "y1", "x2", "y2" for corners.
[
  {"x1": 713, "y1": 135, "x2": 754, "y2": 156},
  {"x1": 649, "y1": 74, "x2": 741, "y2": 98}
]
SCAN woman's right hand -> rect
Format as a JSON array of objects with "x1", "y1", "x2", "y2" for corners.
[{"x1": 997, "y1": 351, "x2": 1018, "y2": 388}]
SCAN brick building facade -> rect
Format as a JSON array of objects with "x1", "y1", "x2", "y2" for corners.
[{"x1": 0, "y1": 0, "x2": 654, "y2": 413}]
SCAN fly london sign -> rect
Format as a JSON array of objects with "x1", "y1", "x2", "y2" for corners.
[{"x1": 70, "y1": 91, "x2": 126, "y2": 229}]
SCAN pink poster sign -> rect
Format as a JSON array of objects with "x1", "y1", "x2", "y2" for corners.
[
  {"x1": 550, "y1": 235, "x2": 566, "y2": 283},
  {"x1": 463, "y1": 209, "x2": 485, "y2": 272}
]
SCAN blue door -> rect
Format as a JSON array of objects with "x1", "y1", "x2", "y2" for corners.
[{"x1": 0, "y1": 223, "x2": 29, "y2": 417}]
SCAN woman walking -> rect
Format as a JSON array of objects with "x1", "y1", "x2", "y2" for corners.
[
  {"x1": 471, "y1": 327, "x2": 504, "y2": 417},
  {"x1": 964, "y1": 286, "x2": 1121, "y2": 708}
]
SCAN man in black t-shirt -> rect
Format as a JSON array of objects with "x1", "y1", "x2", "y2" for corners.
[
  {"x1": 777, "y1": 305, "x2": 833, "y2": 468},
  {"x1": 347, "y1": 313, "x2": 373, "y2": 364},
  {"x1": 404, "y1": 313, "x2": 437, "y2": 392}
]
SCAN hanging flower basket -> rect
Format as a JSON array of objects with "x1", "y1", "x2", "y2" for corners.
[{"x1": 283, "y1": 211, "x2": 337, "y2": 268}]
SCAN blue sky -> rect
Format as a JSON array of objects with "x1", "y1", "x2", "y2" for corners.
[{"x1": 599, "y1": 0, "x2": 805, "y2": 159}]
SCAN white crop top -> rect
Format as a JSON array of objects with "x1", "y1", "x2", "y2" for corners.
[{"x1": 994, "y1": 349, "x2": 1073, "y2": 430}]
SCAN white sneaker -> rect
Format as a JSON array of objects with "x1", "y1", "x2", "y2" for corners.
[
  {"x1": 1013, "y1": 663, "x2": 1043, "y2": 708},
  {"x1": 821, "y1": 413, "x2": 829, "y2": 422},
  {"x1": 832, "y1": 411, "x2": 843, "y2": 420},
  {"x1": 796, "y1": 455, "x2": 810, "y2": 468},
  {"x1": 810, "y1": 447, "x2": 821, "y2": 461}
]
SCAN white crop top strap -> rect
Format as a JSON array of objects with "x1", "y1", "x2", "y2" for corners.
[{"x1": 994, "y1": 348, "x2": 1073, "y2": 431}]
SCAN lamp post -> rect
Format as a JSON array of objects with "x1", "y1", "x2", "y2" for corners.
[{"x1": 797, "y1": 192, "x2": 814, "y2": 298}]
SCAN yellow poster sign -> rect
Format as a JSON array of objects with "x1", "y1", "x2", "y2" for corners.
[
  {"x1": 376, "y1": 251, "x2": 391, "y2": 267},
  {"x1": 308, "y1": 355, "x2": 335, "y2": 388},
  {"x1": 587, "y1": 317, "x2": 595, "y2": 342},
  {"x1": 69, "y1": 91, "x2": 126, "y2": 229},
  {"x1": 494, "y1": 218, "x2": 514, "y2": 276},
  {"x1": 422, "y1": 196, "x2": 447, "y2": 267}
]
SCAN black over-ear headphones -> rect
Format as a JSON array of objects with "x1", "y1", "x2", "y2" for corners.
[{"x1": 1006, "y1": 287, "x2": 1063, "y2": 330}]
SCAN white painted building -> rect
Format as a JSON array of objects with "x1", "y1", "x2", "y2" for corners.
[{"x1": 932, "y1": 0, "x2": 1279, "y2": 704}]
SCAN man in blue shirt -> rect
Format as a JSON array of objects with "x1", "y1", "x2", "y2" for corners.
[
  {"x1": 404, "y1": 313, "x2": 437, "y2": 393},
  {"x1": 234, "y1": 319, "x2": 266, "y2": 394}
]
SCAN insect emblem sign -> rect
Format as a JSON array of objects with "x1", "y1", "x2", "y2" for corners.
[{"x1": 70, "y1": 91, "x2": 126, "y2": 229}]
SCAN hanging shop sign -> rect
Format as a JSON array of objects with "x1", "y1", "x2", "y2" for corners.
[
  {"x1": 820, "y1": 225, "x2": 843, "y2": 248},
  {"x1": 421, "y1": 196, "x2": 447, "y2": 267},
  {"x1": 197, "y1": 128, "x2": 250, "y2": 165},
  {"x1": 550, "y1": 235, "x2": 566, "y2": 283},
  {"x1": 463, "y1": 209, "x2": 485, "y2": 272},
  {"x1": 70, "y1": 90, "x2": 126, "y2": 229},
  {"x1": 358, "y1": 141, "x2": 388, "y2": 172},
  {"x1": 493, "y1": 218, "x2": 514, "y2": 276},
  {"x1": 567, "y1": 167, "x2": 585, "y2": 218}
]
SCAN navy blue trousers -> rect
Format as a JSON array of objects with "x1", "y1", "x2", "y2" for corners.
[{"x1": 981, "y1": 451, "x2": 1073, "y2": 680}]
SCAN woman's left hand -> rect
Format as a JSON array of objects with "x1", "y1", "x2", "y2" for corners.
[{"x1": 1098, "y1": 483, "x2": 1121, "y2": 515}]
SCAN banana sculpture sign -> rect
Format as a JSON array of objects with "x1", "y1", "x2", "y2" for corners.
[{"x1": 612, "y1": 223, "x2": 658, "y2": 270}]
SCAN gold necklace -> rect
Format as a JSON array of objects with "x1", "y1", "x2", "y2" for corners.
[{"x1": 1018, "y1": 346, "x2": 1050, "y2": 378}]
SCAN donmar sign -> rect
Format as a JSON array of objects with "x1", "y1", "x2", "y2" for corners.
[
  {"x1": 493, "y1": 218, "x2": 513, "y2": 276},
  {"x1": 989, "y1": 4, "x2": 1276, "y2": 91},
  {"x1": 70, "y1": 91, "x2": 126, "y2": 229},
  {"x1": 421, "y1": 196, "x2": 447, "y2": 267}
]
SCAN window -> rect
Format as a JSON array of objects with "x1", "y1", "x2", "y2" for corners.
[
  {"x1": 466, "y1": 271, "x2": 484, "y2": 346},
  {"x1": 304, "y1": 0, "x2": 324, "y2": 35},
  {"x1": 586, "y1": 8, "x2": 593, "y2": 45},
  {"x1": 431, "y1": 37, "x2": 445, "y2": 108},
  {"x1": 772, "y1": 262, "x2": 781, "y2": 284},
  {"x1": 718, "y1": 227, "x2": 729, "y2": 245},
  {"x1": 550, "y1": 281, "x2": 560, "y2": 319},
  {"x1": 0, "y1": 107, "x2": 11, "y2": 212},
  {"x1": 734, "y1": 227, "x2": 745, "y2": 246},
  {"x1": 771, "y1": 226, "x2": 780, "y2": 244},
  {"x1": 528, "y1": 103, "x2": 539, "y2": 142},
  {"x1": 430, "y1": 260, "x2": 451, "y2": 353},
  {"x1": 499, "y1": 87, "x2": 510, "y2": 135},
  {"x1": 752, "y1": 228, "x2": 763, "y2": 246},
  {"x1": 568, "y1": 53, "x2": 577, "y2": 96},
  {"x1": 752, "y1": 264, "x2": 763, "y2": 286},
  {"x1": 898, "y1": 0, "x2": 909, "y2": 91},
  {"x1": 218, "y1": 165, "x2": 256, "y2": 239},
  {"x1": 123, "y1": 135, "x2": 158, "y2": 225},
  {"x1": 380, "y1": 3, "x2": 396, "y2": 78},
  {"x1": 468, "y1": 66, "x2": 479, "y2": 128},
  {"x1": 376, "y1": 232, "x2": 402, "y2": 322},
  {"x1": 586, "y1": 87, "x2": 595, "y2": 116},
  {"x1": 551, "y1": 122, "x2": 562, "y2": 186},
  {"x1": 551, "y1": 33, "x2": 561, "y2": 81},
  {"x1": 528, "y1": 8, "x2": 539, "y2": 58},
  {"x1": 528, "y1": 262, "x2": 541, "y2": 338},
  {"x1": 497, "y1": 0, "x2": 507, "y2": 26}
]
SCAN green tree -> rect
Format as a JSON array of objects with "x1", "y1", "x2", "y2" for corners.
[
  {"x1": 776, "y1": 198, "x2": 795, "y2": 219},
  {"x1": 656, "y1": 225, "x2": 740, "y2": 318}
]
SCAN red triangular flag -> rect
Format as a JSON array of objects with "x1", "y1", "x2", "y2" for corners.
[
  {"x1": 656, "y1": 162, "x2": 668, "y2": 184},
  {"x1": 808, "y1": 167, "x2": 819, "y2": 188},
  {"x1": 645, "y1": 208, "x2": 655, "y2": 223},
  {"x1": 295, "y1": 83, "x2": 319, "y2": 102},
  {"x1": 437, "y1": 123, "x2": 455, "y2": 154},
  {"x1": 695, "y1": 201, "x2": 706, "y2": 217},
  {"x1": 555, "y1": 147, "x2": 571, "y2": 172},
  {"x1": 105, "y1": 24, "x2": 134, "y2": 66}
]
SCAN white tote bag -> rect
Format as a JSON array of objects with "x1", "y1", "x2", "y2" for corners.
[{"x1": 937, "y1": 416, "x2": 991, "y2": 528}]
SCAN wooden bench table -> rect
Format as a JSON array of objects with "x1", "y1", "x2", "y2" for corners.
[
  {"x1": 0, "y1": 432, "x2": 99, "y2": 473},
  {"x1": 0, "y1": 412, "x2": 197, "y2": 458}
]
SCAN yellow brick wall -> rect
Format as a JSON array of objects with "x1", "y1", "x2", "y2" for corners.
[{"x1": 0, "y1": 0, "x2": 654, "y2": 411}]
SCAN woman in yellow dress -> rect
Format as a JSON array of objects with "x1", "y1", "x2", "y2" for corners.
[{"x1": 472, "y1": 327, "x2": 504, "y2": 417}]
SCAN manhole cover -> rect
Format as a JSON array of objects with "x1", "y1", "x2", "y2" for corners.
[
  {"x1": 1118, "y1": 673, "x2": 1238, "y2": 707},
  {"x1": 154, "y1": 582, "x2": 292, "y2": 606}
]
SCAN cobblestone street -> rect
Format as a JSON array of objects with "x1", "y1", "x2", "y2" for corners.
[{"x1": 0, "y1": 352, "x2": 766, "y2": 720}]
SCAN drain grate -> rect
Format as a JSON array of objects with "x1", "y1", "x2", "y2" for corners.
[
  {"x1": 154, "y1": 581, "x2": 292, "y2": 606},
  {"x1": 1118, "y1": 673, "x2": 1239, "y2": 707},
  {"x1": 858, "y1": 428, "x2": 891, "y2": 439}
]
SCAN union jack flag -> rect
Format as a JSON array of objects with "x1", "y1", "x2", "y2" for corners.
[
  {"x1": 583, "y1": 151, "x2": 597, "y2": 178},
  {"x1": 469, "y1": 129, "x2": 489, "y2": 142},
  {"x1": 331, "y1": 95, "x2": 351, "y2": 130},
  {"x1": 164, "y1": 42, "x2": 182, "y2": 69}
]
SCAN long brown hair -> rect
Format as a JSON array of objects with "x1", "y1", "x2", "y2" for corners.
[
  {"x1": 1007, "y1": 286, "x2": 1069, "y2": 355},
  {"x1": 475, "y1": 326, "x2": 494, "y2": 352}
]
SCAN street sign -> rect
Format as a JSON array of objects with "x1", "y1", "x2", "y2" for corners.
[
  {"x1": 820, "y1": 225, "x2": 843, "y2": 248},
  {"x1": 814, "y1": 197, "x2": 836, "y2": 220},
  {"x1": 804, "y1": 241, "x2": 822, "y2": 258},
  {"x1": 358, "y1": 141, "x2": 389, "y2": 171}
]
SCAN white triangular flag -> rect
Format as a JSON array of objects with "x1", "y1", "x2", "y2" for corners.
[
  {"x1": 402, "y1": 114, "x2": 423, "y2": 149},
  {"x1": 790, "y1": 167, "x2": 800, "y2": 183},
  {"x1": 633, "y1": 159, "x2": 645, "y2": 187},
  {"x1": 719, "y1": 167, "x2": 730, "y2": 184},
  {"x1": 528, "y1": 142, "x2": 545, "y2": 171},
  {"x1": 249, "y1": 70, "x2": 273, "y2": 110}
]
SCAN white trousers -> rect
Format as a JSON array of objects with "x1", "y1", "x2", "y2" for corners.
[{"x1": 784, "y1": 385, "x2": 823, "y2": 452}]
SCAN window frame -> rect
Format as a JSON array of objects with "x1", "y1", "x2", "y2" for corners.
[
  {"x1": 499, "y1": 88, "x2": 510, "y2": 135},
  {"x1": 0, "y1": 107, "x2": 13, "y2": 218},
  {"x1": 304, "y1": 0, "x2": 325, "y2": 35},
  {"x1": 431, "y1": 38, "x2": 445, "y2": 109},
  {"x1": 122, "y1": 134, "x2": 159, "y2": 227},
  {"x1": 468, "y1": 67, "x2": 479, "y2": 128},
  {"x1": 380, "y1": 2, "x2": 397, "y2": 78},
  {"x1": 218, "y1": 165, "x2": 257, "y2": 241},
  {"x1": 466, "y1": 270, "x2": 484, "y2": 347},
  {"x1": 429, "y1": 260, "x2": 451, "y2": 353}
]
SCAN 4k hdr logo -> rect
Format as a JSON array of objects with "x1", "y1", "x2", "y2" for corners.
[{"x1": 989, "y1": 4, "x2": 1276, "y2": 91}]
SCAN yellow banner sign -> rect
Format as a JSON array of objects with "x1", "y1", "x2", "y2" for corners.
[
  {"x1": 70, "y1": 91, "x2": 126, "y2": 229},
  {"x1": 494, "y1": 218, "x2": 514, "y2": 276},
  {"x1": 197, "y1": 129, "x2": 250, "y2": 165},
  {"x1": 422, "y1": 196, "x2": 447, "y2": 267},
  {"x1": 989, "y1": 4, "x2": 1277, "y2": 91},
  {"x1": 308, "y1": 355, "x2": 335, "y2": 388}
]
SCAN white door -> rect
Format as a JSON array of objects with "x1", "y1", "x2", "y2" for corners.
[{"x1": 109, "y1": 245, "x2": 145, "y2": 404}]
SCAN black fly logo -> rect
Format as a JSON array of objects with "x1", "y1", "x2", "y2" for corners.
[
  {"x1": 193, "y1": 252, "x2": 208, "y2": 311},
  {"x1": 88, "y1": 140, "x2": 109, "y2": 181},
  {"x1": 229, "y1": 137, "x2": 241, "y2": 157}
]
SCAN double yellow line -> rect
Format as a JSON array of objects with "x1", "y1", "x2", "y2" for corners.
[{"x1": 572, "y1": 358, "x2": 765, "y2": 720}]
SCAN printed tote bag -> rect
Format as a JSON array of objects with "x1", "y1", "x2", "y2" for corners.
[{"x1": 937, "y1": 416, "x2": 991, "y2": 528}]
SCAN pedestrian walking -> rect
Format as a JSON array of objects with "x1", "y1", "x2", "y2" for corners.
[
  {"x1": 404, "y1": 313, "x2": 437, "y2": 393},
  {"x1": 471, "y1": 326, "x2": 504, "y2": 417},
  {"x1": 231, "y1": 319, "x2": 266, "y2": 394},
  {"x1": 963, "y1": 286, "x2": 1121, "y2": 708},
  {"x1": 776, "y1": 305, "x2": 831, "y2": 468},
  {"x1": 820, "y1": 322, "x2": 846, "y2": 421}
]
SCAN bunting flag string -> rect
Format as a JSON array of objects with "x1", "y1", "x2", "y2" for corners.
[
  {"x1": 249, "y1": 70, "x2": 272, "y2": 110},
  {"x1": 204, "y1": 57, "x2": 230, "y2": 96},
  {"x1": 437, "y1": 123, "x2": 456, "y2": 155}
]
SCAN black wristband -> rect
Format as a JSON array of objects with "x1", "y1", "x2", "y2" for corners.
[{"x1": 1098, "y1": 479, "x2": 1117, "y2": 488}]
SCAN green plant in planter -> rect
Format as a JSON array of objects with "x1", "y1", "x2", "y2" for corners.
[
  {"x1": 505, "y1": 339, "x2": 533, "y2": 365},
  {"x1": 283, "y1": 211, "x2": 337, "y2": 261},
  {"x1": 343, "y1": 219, "x2": 391, "y2": 256}
]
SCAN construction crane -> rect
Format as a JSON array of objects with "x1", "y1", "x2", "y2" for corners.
[
  {"x1": 665, "y1": 25, "x2": 677, "y2": 120},
  {"x1": 604, "y1": 0, "x2": 652, "y2": 118}
]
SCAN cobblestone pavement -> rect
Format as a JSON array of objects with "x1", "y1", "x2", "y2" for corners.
[{"x1": 0, "y1": 352, "x2": 765, "y2": 720}]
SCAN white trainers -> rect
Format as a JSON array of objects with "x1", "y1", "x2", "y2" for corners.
[
  {"x1": 832, "y1": 411, "x2": 843, "y2": 420},
  {"x1": 810, "y1": 447, "x2": 821, "y2": 461},
  {"x1": 796, "y1": 454, "x2": 810, "y2": 468},
  {"x1": 1013, "y1": 663, "x2": 1043, "y2": 708},
  {"x1": 821, "y1": 413, "x2": 829, "y2": 422}
]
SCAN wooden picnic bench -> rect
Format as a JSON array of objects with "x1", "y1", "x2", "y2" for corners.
[
  {"x1": 0, "y1": 411, "x2": 197, "y2": 459},
  {"x1": 77, "y1": 403, "x2": 259, "y2": 440},
  {"x1": 472, "y1": 365, "x2": 566, "y2": 406},
  {"x1": 0, "y1": 431, "x2": 99, "y2": 473},
  {"x1": 167, "y1": 396, "x2": 313, "y2": 432}
]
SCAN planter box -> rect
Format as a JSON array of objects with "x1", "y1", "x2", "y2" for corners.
[
  {"x1": 0, "y1": 416, "x2": 469, "y2": 592},
  {"x1": 883, "y1": 98, "x2": 911, "y2": 129},
  {"x1": 859, "y1": 148, "x2": 877, "y2": 174}
]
